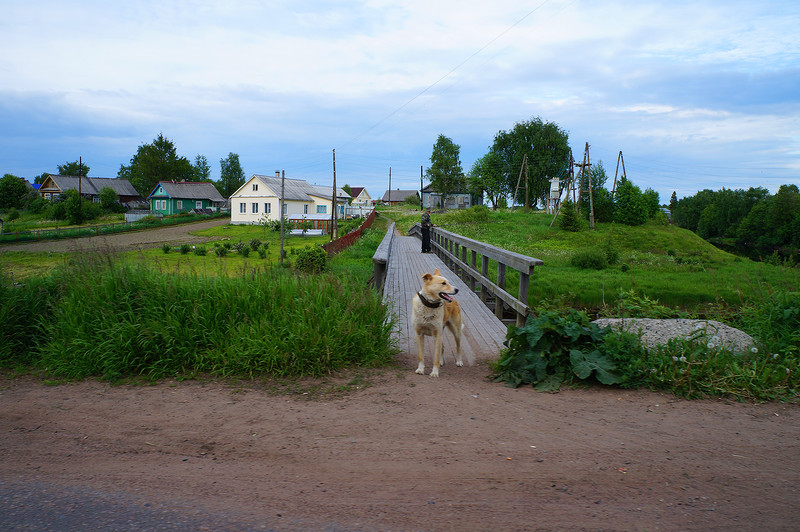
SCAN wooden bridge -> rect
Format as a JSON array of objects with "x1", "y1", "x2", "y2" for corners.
[{"x1": 373, "y1": 223, "x2": 543, "y2": 371}]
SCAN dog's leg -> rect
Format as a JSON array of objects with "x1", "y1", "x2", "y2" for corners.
[
  {"x1": 446, "y1": 321, "x2": 464, "y2": 367},
  {"x1": 415, "y1": 334, "x2": 426, "y2": 375},
  {"x1": 431, "y1": 332, "x2": 443, "y2": 378}
]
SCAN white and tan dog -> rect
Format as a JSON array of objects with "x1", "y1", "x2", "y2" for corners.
[{"x1": 412, "y1": 269, "x2": 464, "y2": 377}]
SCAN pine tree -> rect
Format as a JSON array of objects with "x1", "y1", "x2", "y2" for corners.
[{"x1": 558, "y1": 198, "x2": 581, "y2": 232}]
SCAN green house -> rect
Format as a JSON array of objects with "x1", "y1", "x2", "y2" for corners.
[{"x1": 148, "y1": 181, "x2": 225, "y2": 215}]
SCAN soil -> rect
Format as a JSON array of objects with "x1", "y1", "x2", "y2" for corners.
[{"x1": 1, "y1": 218, "x2": 799, "y2": 530}]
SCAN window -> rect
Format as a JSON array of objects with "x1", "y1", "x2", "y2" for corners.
[
  {"x1": 177, "y1": 200, "x2": 183, "y2": 210},
  {"x1": 303, "y1": 204, "x2": 309, "y2": 214},
  {"x1": 240, "y1": 202, "x2": 246, "y2": 214},
  {"x1": 196, "y1": 201, "x2": 202, "y2": 209},
  {"x1": 253, "y1": 183, "x2": 258, "y2": 191},
  {"x1": 252, "y1": 202, "x2": 259, "y2": 213},
  {"x1": 316, "y1": 205, "x2": 327, "y2": 214},
  {"x1": 282, "y1": 203, "x2": 288, "y2": 215},
  {"x1": 265, "y1": 203, "x2": 271, "y2": 214}
]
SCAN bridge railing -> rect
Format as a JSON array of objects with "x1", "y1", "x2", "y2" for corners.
[
  {"x1": 410, "y1": 223, "x2": 543, "y2": 326},
  {"x1": 371, "y1": 222, "x2": 395, "y2": 295}
]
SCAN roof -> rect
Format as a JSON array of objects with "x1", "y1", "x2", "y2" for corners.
[
  {"x1": 422, "y1": 184, "x2": 470, "y2": 194},
  {"x1": 349, "y1": 186, "x2": 366, "y2": 198},
  {"x1": 382, "y1": 189, "x2": 419, "y2": 202},
  {"x1": 245, "y1": 174, "x2": 350, "y2": 202},
  {"x1": 149, "y1": 181, "x2": 225, "y2": 202},
  {"x1": 46, "y1": 175, "x2": 139, "y2": 197}
]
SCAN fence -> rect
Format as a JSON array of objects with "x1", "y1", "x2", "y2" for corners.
[
  {"x1": 0, "y1": 212, "x2": 229, "y2": 245},
  {"x1": 321, "y1": 208, "x2": 377, "y2": 256},
  {"x1": 370, "y1": 222, "x2": 395, "y2": 294},
  {"x1": 409, "y1": 223, "x2": 543, "y2": 326}
]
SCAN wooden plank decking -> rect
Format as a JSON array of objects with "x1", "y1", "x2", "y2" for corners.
[{"x1": 383, "y1": 234, "x2": 510, "y2": 370}]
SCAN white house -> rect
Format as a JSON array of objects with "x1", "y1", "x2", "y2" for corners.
[{"x1": 230, "y1": 173, "x2": 350, "y2": 227}]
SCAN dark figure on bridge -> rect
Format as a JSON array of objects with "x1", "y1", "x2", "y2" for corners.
[{"x1": 421, "y1": 211, "x2": 432, "y2": 253}]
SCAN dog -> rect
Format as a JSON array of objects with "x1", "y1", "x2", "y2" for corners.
[{"x1": 412, "y1": 269, "x2": 464, "y2": 378}]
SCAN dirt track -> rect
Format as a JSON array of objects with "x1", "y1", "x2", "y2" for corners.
[{"x1": 1, "y1": 218, "x2": 799, "y2": 530}]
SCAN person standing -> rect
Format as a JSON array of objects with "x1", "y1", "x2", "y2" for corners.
[{"x1": 421, "y1": 210, "x2": 432, "y2": 253}]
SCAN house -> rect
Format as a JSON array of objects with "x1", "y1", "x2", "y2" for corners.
[
  {"x1": 381, "y1": 189, "x2": 420, "y2": 205},
  {"x1": 148, "y1": 181, "x2": 226, "y2": 215},
  {"x1": 229, "y1": 172, "x2": 350, "y2": 227},
  {"x1": 38, "y1": 175, "x2": 140, "y2": 204},
  {"x1": 421, "y1": 184, "x2": 475, "y2": 210},
  {"x1": 348, "y1": 187, "x2": 371, "y2": 206}
]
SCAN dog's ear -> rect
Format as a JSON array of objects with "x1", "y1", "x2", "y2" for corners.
[
  {"x1": 433, "y1": 268, "x2": 441, "y2": 276},
  {"x1": 422, "y1": 273, "x2": 433, "y2": 281}
]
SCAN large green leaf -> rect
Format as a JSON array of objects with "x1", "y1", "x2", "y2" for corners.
[{"x1": 569, "y1": 349, "x2": 620, "y2": 384}]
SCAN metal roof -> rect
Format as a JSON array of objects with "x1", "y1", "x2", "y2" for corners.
[
  {"x1": 47, "y1": 175, "x2": 139, "y2": 197},
  {"x1": 151, "y1": 181, "x2": 225, "y2": 202}
]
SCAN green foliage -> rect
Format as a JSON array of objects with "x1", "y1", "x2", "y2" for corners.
[
  {"x1": 295, "y1": 245, "x2": 328, "y2": 274},
  {"x1": 192, "y1": 154, "x2": 212, "y2": 182},
  {"x1": 249, "y1": 238, "x2": 262, "y2": 250},
  {"x1": 742, "y1": 290, "x2": 800, "y2": 360},
  {"x1": 218, "y1": 152, "x2": 246, "y2": 198},
  {"x1": 214, "y1": 246, "x2": 228, "y2": 257},
  {"x1": 490, "y1": 116, "x2": 570, "y2": 209},
  {"x1": 180, "y1": 244, "x2": 191, "y2": 254},
  {"x1": 57, "y1": 160, "x2": 90, "y2": 177},
  {"x1": 403, "y1": 194, "x2": 420, "y2": 206},
  {"x1": 6, "y1": 207, "x2": 20, "y2": 222},
  {"x1": 193, "y1": 245, "x2": 207, "y2": 256},
  {"x1": 98, "y1": 186, "x2": 120, "y2": 212},
  {"x1": 161, "y1": 243, "x2": 171, "y2": 254},
  {"x1": 118, "y1": 133, "x2": 193, "y2": 197},
  {"x1": 570, "y1": 248, "x2": 608, "y2": 270},
  {"x1": 468, "y1": 151, "x2": 508, "y2": 210},
  {"x1": 613, "y1": 177, "x2": 648, "y2": 226},
  {"x1": 425, "y1": 134, "x2": 466, "y2": 207},
  {"x1": 0, "y1": 174, "x2": 28, "y2": 209},
  {"x1": 492, "y1": 310, "x2": 621, "y2": 390},
  {"x1": 558, "y1": 199, "x2": 581, "y2": 232},
  {"x1": 1, "y1": 256, "x2": 396, "y2": 380}
]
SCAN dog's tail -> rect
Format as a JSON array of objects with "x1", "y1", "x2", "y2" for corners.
[{"x1": 461, "y1": 323, "x2": 477, "y2": 367}]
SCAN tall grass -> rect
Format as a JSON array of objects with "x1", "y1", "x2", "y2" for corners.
[{"x1": 2, "y1": 254, "x2": 397, "y2": 381}]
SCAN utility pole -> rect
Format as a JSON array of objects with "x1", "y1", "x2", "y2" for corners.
[
  {"x1": 510, "y1": 153, "x2": 527, "y2": 212},
  {"x1": 584, "y1": 142, "x2": 595, "y2": 230},
  {"x1": 420, "y1": 165, "x2": 424, "y2": 211},
  {"x1": 331, "y1": 149, "x2": 337, "y2": 240},
  {"x1": 78, "y1": 156, "x2": 82, "y2": 196},
  {"x1": 612, "y1": 150, "x2": 626, "y2": 199},
  {"x1": 280, "y1": 170, "x2": 285, "y2": 265},
  {"x1": 388, "y1": 166, "x2": 392, "y2": 204}
]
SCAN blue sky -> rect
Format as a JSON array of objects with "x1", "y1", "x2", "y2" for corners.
[{"x1": 2, "y1": 0, "x2": 798, "y2": 203}]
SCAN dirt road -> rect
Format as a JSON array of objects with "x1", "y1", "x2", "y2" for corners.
[
  {"x1": 1, "y1": 366, "x2": 798, "y2": 531},
  {"x1": 0, "y1": 216, "x2": 230, "y2": 253}
]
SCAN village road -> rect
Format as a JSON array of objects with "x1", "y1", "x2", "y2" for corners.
[{"x1": 0, "y1": 216, "x2": 231, "y2": 253}]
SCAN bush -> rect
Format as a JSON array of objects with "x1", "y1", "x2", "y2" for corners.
[
  {"x1": 6, "y1": 208, "x2": 20, "y2": 222},
  {"x1": 180, "y1": 244, "x2": 191, "y2": 255},
  {"x1": 492, "y1": 310, "x2": 621, "y2": 391},
  {"x1": 161, "y1": 243, "x2": 171, "y2": 254},
  {"x1": 215, "y1": 246, "x2": 228, "y2": 257},
  {"x1": 249, "y1": 238, "x2": 262, "y2": 250},
  {"x1": 193, "y1": 246, "x2": 207, "y2": 256},
  {"x1": 558, "y1": 199, "x2": 581, "y2": 232},
  {"x1": 241, "y1": 246, "x2": 250, "y2": 258},
  {"x1": 571, "y1": 248, "x2": 608, "y2": 270},
  {"x1": 295, "y1": 245, "x2": 328, "y2": 274}
]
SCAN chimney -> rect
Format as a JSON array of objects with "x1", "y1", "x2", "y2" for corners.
[{"x1": 275, "y1": 171, "x2": 280, "y2": 178}]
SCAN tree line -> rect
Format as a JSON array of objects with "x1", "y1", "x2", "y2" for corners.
[{"x1": 669, "y1": 185, "x2": 800, "y2": 255}]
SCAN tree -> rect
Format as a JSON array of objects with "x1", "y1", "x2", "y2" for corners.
[
  {"x1": 425, "y1": 134, "x2": 465, "y2": 209},
  {"x1": 490, "y1": 117, "x2": 570, "y2": 209},
  {"x1": 342, "y1": 184, "x2": 353, "y2": 204},
  {"x1": 0, "y1": 174, "x2": 28, "y2": 209},
  {"x1": 580, "y1": 160, "x2": 614, "y2": 222},
  {"x1": 467, "y1": 152, "x2": 507, "y2": 210},
  {"x1": 35, "y1": 173, "x2": 50, "y2": 185},
  {"x1": 669, "y1": 191, "x2": 678, "y2": 212},
  {"x1": 218, "y1": 152, "x2": 246, "y2": 198},
  {"x1": 192, "y1": 155, "x2": 212, "y2": 182},
  {"x1": 613, "y1": 177, "x2": 648, "y2": 226},
  {"x1": 57, "y1": 160, "x2": 90, "y2": 177},
  {"x1": 118, "y1": 133, "x2": 193, "y2": 196},
  {"x1": 558, "y1": 198, "x2": 581, "y2": 232}
]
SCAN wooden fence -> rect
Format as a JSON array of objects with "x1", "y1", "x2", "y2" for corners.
[
  {"x1": 409, "y1": 223, "x2": 543, "y2": 326},
  {"x1": 321, "y1": 209, "x2": 377, "y2": 255}
]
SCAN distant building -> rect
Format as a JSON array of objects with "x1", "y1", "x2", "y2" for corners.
[
  {"x1": 421, "y1": 184, "x2": 474, "y2": 210},
  {"x1": 229, "y1": 172, "x2": 350, "y2": 227},
  {"x1": 38, "y1": 175, "x2": 140, "y2": 205},
  {"x1": 381, "y1": 189, "x2": 420, "y2": 205},
  {"x1": 148, "y1": 181, "x2": 226, "y2": 215}
]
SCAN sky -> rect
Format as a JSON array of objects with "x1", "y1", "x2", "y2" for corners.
[{"x1": 2, "y1": 0, "x2": 799, "y2": 203}]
